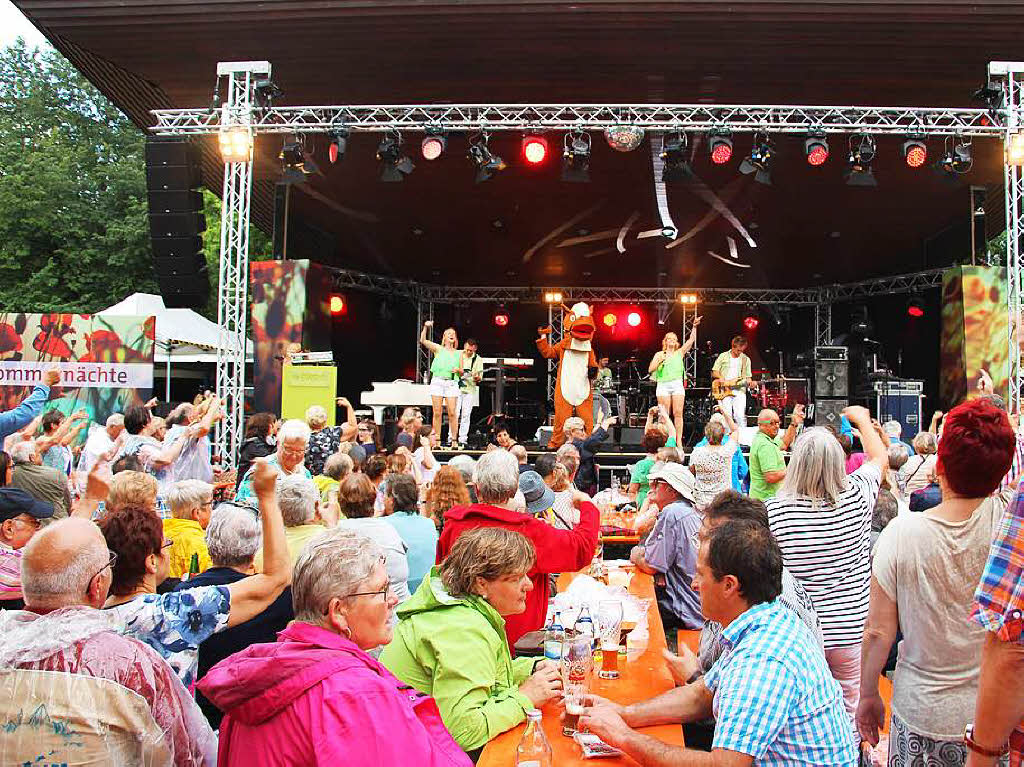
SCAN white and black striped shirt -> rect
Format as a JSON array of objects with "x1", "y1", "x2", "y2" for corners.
[{"x1": 765, "y1": 463, "x2": 881, "y2": 649}]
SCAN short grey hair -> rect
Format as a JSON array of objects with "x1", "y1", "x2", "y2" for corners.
[
  {"x1": 106, "y1": 413, "x2": 125, "y2": 428},
  {"x1": 882, "y1": 420, "x2": 902, "y2": 438},
  {"x1": 323, "y1": 452, "x2": 353, "y2": 481},
  {"x1": 448, "y1": 454, "x2": 476, "y2": 484},
  {"x1": 778, "y1": 426, "x2": 848, "y2": 506},
  {"x1": 292, "y1": 528, "x2": 383, "y2": 623},
  {"x1": 704, "y1": 420, "x2": 726, "y2": 445},
  {"x1": 473, "y1": 449, "x2": 520, "y2": 504},
  {"x1": 167, "y1": 479, "x2": 213, "y2": 520},
  {"x1": 21, "y1": 519, "x2": 108, "y2": 609},
  {"x1": 555, "y1": 443, "x2": 580, "y2": 461},
  {"x1": 510, "y1": 444, "x2": 528, "y2": 463},
  {"x1": 276, "y1": 474, "x2": 320, "y2": 527},
  {"x1": 10, "y1": 441, "x2": 36, "y2": 464},
  {"x1": 206, "y1": 503, "x2": 262, "y2": 567},
  {"x1": 912, "y1": 431, "x2": 938, "y2": 455},
  {"x1": 888, "y1": 442, "x2": 910, "y2": 470},
  {"x1": 305, "y1": 405, "x2": 328, "y2": 430},
  {"x1": 277, "y1": 419, "x2": 312, "y2": 445}
]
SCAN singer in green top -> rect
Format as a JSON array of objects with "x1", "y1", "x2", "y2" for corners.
[
  {"x1": 647, "y1": 317, "x2": 701, "y2": 439},
  {"x1": 420, "y1": 321, "x2": 462, "y2": 448}
]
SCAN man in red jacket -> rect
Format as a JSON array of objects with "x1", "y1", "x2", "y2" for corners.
[{"x1": 437, "y1": 449, "x2": 600, "y2": 646}]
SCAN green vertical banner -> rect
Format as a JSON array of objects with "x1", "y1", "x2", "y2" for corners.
[{"x1": 282, "y1": 364, "x2": 337, "y2": 423}]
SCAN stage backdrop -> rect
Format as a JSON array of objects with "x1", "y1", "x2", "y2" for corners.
[
  {"x1": 0, "y1": 312, "x2": 155, "y2": 426},
  {"x1": 940, "y1": 265, "x2": 1010, "y2": 407}
]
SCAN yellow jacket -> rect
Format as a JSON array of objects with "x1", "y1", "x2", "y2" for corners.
[{"x1": 162, "y1": 517, "x2": 212, "y2": 579}]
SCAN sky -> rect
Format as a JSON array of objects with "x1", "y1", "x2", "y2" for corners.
[{"x1": 0, "y1": 0, "x2": 47, "y2": 49}]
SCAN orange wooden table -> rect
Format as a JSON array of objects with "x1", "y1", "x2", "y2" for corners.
[{"x1": 478, "y1": 570, "x2": 684, "y2": 766}]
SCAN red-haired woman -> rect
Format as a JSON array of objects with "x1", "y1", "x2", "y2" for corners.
[{"x1": 857, "y1": 398, "x2": 1016, "y2": 764}]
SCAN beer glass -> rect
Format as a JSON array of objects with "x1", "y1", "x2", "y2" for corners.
[
  {"x1": 597, "y1": 600, "x2": 624, "y2": 680},
  {"x1": 561, "y1": 631, "x2": 592, "y2": 736}
]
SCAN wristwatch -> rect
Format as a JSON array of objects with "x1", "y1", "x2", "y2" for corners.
[{"x1": 963, "y1": 724, "x2": 1009, "y2": 757}]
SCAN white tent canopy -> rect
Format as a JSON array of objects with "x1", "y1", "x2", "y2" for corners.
[{"x1": 97, "y1": 293, "x2": 253, "y2": 363}]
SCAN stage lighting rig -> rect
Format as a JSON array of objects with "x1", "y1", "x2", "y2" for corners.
[
  {"x1": 902, "y1": 138, "x2": 928, "y2": 168},
  {"x1": 739, "y1": 132, "x2": 774, "y2": 185},
  {"x1": 804, "y1": 134, "x2": 829, "y2": 166},
  {"x1": 468, "y1": 134, "x2": 506, "y2": 183},
  {"x1": 280, "y1": 136, "x2": 315, "y2": 184},
  {"x1": 661, "y1": 132, "x2": 690, "y2": 182},
  {"x1": 562, "y1": 131, "x2": 591, "y2": 183},
  {"x1": 1009, "y1": 132, "x2": 1024, "y2": 166},
  {"x1": 543, "y1": 291, "x2": 563, "y2": 304},
  {"x1": 253, "y1": 78, "x2": 283, "y2": 109},
  {"x1": 973, "y1": 78, "x2": 1005, "y2": 119},
  {"x1": 678, "y1": 293, "x2": 698, "y2": 305},
  {"x1": 328, "y1": 128, "x2": 349, "y2": 164},
  {"x1": 219, "y1": 127, "x2": 252, "y2": 163},
  {"x1": 844, "y1": 134, "x2": 877, "y2": 187},
  {"x1": 522, "y1": 135, "x2": 549, "y2": 165},
  {"x1": 907, "y1": 298, "x2": 925, "y2": 318},
  {"x1": 938, "y1": 137, "x2": 973, "y2": 175},
  {"x1": 377, "y1": 133, "x2": 414, "y2": 182},
  {"x1": 605, "y1": 125, "x2": 645, "y2": 153},
  {"x1": 709, "y1": 130, "x2": 733, "y2": 165},
  {"x1": 421, "y1": 128, "x2": 446, "y2": 161}
]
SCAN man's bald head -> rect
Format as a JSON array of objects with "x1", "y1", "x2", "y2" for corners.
[
  {"x1": 21, "y1": 518, "x2": 109, "y2": 610},
  {"x1": 757, "y1": 409, "x2": 781, "y2": 436}
]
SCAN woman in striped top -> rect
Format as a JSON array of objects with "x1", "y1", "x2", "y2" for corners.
[{"x1": 765, "y1": 405, "x2": 887, "y2": 731}]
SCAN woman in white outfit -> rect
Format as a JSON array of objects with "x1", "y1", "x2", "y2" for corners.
[
  {"x1": 647, "y1": 317, "x2": 701, "y2": 439},
  {"x1": 419, "y1": 321, "x2": 461, "y2": 449}
]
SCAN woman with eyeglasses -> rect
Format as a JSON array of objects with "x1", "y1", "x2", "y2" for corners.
[
  {"x1": 356, "y1": 419, "x2": 382, "y2": 456},
  {"x1": 201, "y1": 528, "x2": 471, "y2": 767},
  {"x1": 99, "y1": 458, "x2": 291, "y2": 687},
  {"x1": 381, "y1": 527, "x2": 562, "y2": 758}
]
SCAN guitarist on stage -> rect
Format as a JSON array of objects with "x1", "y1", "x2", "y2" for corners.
[{"x1": 712, "y1": 335, "x2": 753, "y2": 426}]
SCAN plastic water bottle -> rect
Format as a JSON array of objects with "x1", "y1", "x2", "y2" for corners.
[
  {"x1": 543, "y1": 612, "x2": 564, "y2": 661},
  {"x1": 516, "y1": 709, "x2": 553, "y2": 767},
  {"x1": 574, "y1": 604, "x2": 595, "y2": 638}
]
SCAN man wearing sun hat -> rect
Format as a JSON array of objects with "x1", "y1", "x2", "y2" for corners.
[
  {"x1": 629, "y1": 462, "x2": 702, "y2": 650},
  {"x1": 0, "y1": 487, "x2": 55, "y2": 610}
]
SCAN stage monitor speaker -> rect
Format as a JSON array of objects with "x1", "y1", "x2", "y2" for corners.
[
  {"x1": 812, "y1": 399, "x2": 848, "y2": 428},
  {"x1": 615, "y1": 426, "x2": 645, "y2": 449},
  {"x1": 146, "y1": 137, "x2": 208, "y2": 309},
  {"x1": 537, "y1": 426, "x2": 553, "y2": 446},
  {"x1": 814, "y1": 359, "x2": 849, "y2": 398}
]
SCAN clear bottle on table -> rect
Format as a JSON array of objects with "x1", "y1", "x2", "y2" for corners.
[
  {"x1": 516, "y1": 709, "x2": 553, "y2": 767},
  {"x1": 543, "y1": 611, "x2": 564, "y2": 661}
]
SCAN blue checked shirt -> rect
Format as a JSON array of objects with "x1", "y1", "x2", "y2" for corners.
[{"x1": 703, "y1": 600, "x2": 857, "y2": 766}]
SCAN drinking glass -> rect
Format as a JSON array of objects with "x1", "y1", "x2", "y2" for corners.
[
  {"x1": 560, "y1": 631, "x2": 592, "y2": 736},
  {"x1": 597, "y1": 600, "x2": 624, "y2": 680}
]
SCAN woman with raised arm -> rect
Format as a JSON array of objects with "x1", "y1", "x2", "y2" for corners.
[
  {"x1": 420, "y1": 321, "x2": 461, "y2": 449},
  {"x1": 647, "y1": 317, "x2": 701, "y2": 440}
]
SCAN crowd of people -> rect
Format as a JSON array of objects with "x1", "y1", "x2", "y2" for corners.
[{"x1": 0, "y1": 366, "x2": 1021, "y2": 767}]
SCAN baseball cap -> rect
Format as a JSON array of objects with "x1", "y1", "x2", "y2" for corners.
[
  {"x1": 0, "y1": 488, "x2": 54, "y2": 523},
  {"x1": 518, "y1": 471, "x2": 556, "y2": 515},
  {"x1": 648, "y1": 462, "x2": 695, "y2": 503}
]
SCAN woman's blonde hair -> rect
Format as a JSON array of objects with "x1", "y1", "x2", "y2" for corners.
[
  {"x1": 549, "y1": 462, "x2": 571, "y2": 492},
  {"x1": 661, "y1": 332, "x2": 679, "y2": 353},
  {"x1": 439, "y1": 527, "x2": 535, "y2": 598},
  {"x1": 912, "y1": 431, "x2": 938, "y2": 455},
  {"x1": 424, "y1": 466, "x2": 470, "y2": 526},
  {"x1": 304, "y1": 405, "x2": 328, "y2": 430},
  {"x1": 442, "y1": 327, "x2": 459, "y2": 348},
  {"x1": 106, "y1": 471, "x2": 158, "y2": 514}
]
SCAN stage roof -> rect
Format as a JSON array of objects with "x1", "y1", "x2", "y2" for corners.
[{"x1": 15, "y1": 0, "x2": 1021, "y2": 289}]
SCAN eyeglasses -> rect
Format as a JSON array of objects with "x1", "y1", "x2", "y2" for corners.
[
  {"x1": 346, "y1": 580, "x2": 391, "y2": 601},
  {"x1": 90, "y1": 549, "x2": 118, "y2": 584}
]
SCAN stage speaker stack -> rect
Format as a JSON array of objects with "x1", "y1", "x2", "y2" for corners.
[
  {"x1": 813, "y1": 346, "x2": 848, "y2": 428},
  {"x1": 145, "y1": 137, "x2": 209, "y2": 308}
]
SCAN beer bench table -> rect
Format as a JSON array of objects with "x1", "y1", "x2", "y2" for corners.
[{"x1": 478, "y1": 570, "x2": 685, "y2": 766}]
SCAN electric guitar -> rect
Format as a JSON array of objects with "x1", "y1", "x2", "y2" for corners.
[{"x1": 711, "y1": 378, "x2": 755, "y2": 401}]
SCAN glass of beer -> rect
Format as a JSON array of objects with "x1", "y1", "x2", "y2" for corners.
[
  {"x1": 597, "y1": 600, "x2": 624, "y2": 680},
  {"x1": 562, "y1": 683, "x2": 586, "y2": 736},
  {"x1": 561, "y1": 631, "x2": 592, "y2": 736}
]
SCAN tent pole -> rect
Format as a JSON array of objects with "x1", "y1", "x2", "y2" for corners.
[{"x1": 165, "y1": 343, "x2": 172, "y2": 402}]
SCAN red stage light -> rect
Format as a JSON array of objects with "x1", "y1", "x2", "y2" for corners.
[
  {"x1": 603, "y1": 312, "x2": 617, "y2": 327},
  {"x1": 710, "y1": 141, "x2": 733, "y2": 165},
  {"x1": 805, "y1": 136, "x2": 829, "y2": 166},
  {"x1": 907, "y1": 305, "x2": 924, "y2": 318},
  {"x1": 522, "y1": 135, "x2": 548, "y2": 164},
  {"x1": 743, "y1": 315, "x2": 759, "y2": 330},
  {"x1": 903, "y1": 139, "x2": 927, "y2": 168},
  {"x1": 329, "y1": 295, "x2": 345, "y2": 315},
  {"x1": 421, "y1": 136, "x2": 445, "y2": 161},
  {"x1": 494, "y1": 312, "x2": 509, "y2": 327},
  {"x1": 627, "y1": 312, "x2": 642, "y2": 327}
]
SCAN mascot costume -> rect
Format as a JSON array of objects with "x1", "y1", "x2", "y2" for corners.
[{"x1": 537, "y1": 302, "x2": 598, "y2": 449}]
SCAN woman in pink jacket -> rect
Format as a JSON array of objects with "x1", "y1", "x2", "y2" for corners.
[{"x1": 199, "y1": 528, "x2": 471, "y2": 767}]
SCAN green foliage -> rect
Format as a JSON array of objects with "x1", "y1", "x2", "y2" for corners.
[
  {"x1": 201, "y1": 188, "x2": 273, "y2": 320},
  {"x1": 0, "y1": 38, "x2": 272, "y2": 320}
]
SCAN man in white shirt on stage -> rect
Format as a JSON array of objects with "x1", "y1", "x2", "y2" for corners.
[{"x1": 712, "y1": 336, "x2": 752, "y2": 426}]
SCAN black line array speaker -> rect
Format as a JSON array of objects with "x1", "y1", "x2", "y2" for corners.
[
  {"x1": 814, "y1": 359, "x2": 849, "y2": 398},
  {"x1": 812, "y1": 399, "x2": 848, "y2": 429},
  {"x1": 146, "y1": 138, "x2": 209, "y2": 308}
]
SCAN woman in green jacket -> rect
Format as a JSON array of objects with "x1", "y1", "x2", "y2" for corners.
[{"x1": 380, "y1": 527, "x2": 562, "y2": 758}]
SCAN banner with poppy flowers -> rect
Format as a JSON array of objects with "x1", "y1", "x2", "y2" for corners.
[{"x1": 0, "y1": 312, "x2": 155, "y2": 425}]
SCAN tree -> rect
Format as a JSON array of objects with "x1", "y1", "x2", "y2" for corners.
[{"x1": 0, "y1": 38, "x2": 271, "y2": 319}]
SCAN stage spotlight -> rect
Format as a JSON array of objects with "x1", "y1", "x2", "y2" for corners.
[
  {"x1": 709, "y1": 131, "x2": 733, "y2": 165},
  {"x1": 661, "y1": 132, "x2": 690, "y2": 182},
  {"x1": 494, "y1": 311, "x2": 510, "y2": 327},
  {"x1": 1008, "y1": 132, "x2": 1024, "y2": 166},
  {"x1": 938, "y1": 138, "x2": 973, "y2": 175},
  {"x1": 543, "y1": 291, "x2": 563, "y2": 304},
  {"x1": 421, "y1": 129, "x2": 446, "y2": 161},
  {"x1": 743, "y1": 314, "x2": 759, "y2": 331},
  {"x1": 253, "y1": 78, "x2": 283, "y2": 108},
  {"x1": 280, "y1": 137, "x2": 313, "y2": 184},
  {"x1": 678, "y1": 293, "x2": 698, "y2": 305},
  {"x1": 804, "y1": 134, "x2": 829, "y2": 166},
  {"x1": 907, "y1": 298, "x2": 925, "y2": 318},
  {"x1": 605, "y1": 125, "x2": 645, "y2": 152},
  {"x1": 562, "y1": 131, "x2": 591, "y2": 183},
  {"x1": 627, "y1": 312, "x2": 642, "y2": 327},
  {"x1": 844, "y1": 134, "x2": 878, "y2": 187},
  {"x1": 377, "y1": 134, "x2": 414, "y2": 182},
  {"x1": 329, "y1": 295, "x2": 346, "y2": 316},
  {"x1": 522, "y1": 135, "x2": 549, "y2": 165},
  {"x1": 328, "y1": 128, "x2": 349, "y2": 164},
  {"x1": 739, "y1": 132, "x2": 774, "y2": 185},
  {"x1": 602, "y1": 312, "x2": 617, "y2": 327},
  {"x1": 902, "y1": 138, "x2": 928, "y2": 168},
  {"x1": 219, "y1": 127, "x2": 252, "y2": 163},
  {"x1": 468, "y1": 134, "x2": 506, "y2": 183}
]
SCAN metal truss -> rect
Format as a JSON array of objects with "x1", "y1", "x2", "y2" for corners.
[
  {"x1": 545, "y1": 304, "x2": 564, "y2": 406},
  {"x1": 331, "y1": 268, "x2": 421, "y2": 299},
  {"x1": 214, "y1": 62, "x2": 266, "y2": 469},
  {"x1": 820, "y1": 268, "x2": 946, "y2": 301},
  {"x1": 815, "y1": 304, "x2": 833, "y2": 348},
  {"x1": 152, "y1": 103, "x2": 1005, "y2": 138},
  {"x1": 681, "y1": 304, "x2": 699, "y2": 385},
  {"x1": 414, "y1": 301, "x2": 435, "y2": 384}
]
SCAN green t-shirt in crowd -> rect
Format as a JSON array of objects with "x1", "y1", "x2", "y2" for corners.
[
  {"x1": 655, "y1": 350, "x2": 685, "y2": 382},
  {"x1": 630, "y1": 436, "x2": 677, "y2": 507},
  {"x1": 749, "y1": 431, "x2": 786, "y2": 500},
  {"x1": 430, "y1": 347, "x2": 461, "y2": 379}
]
